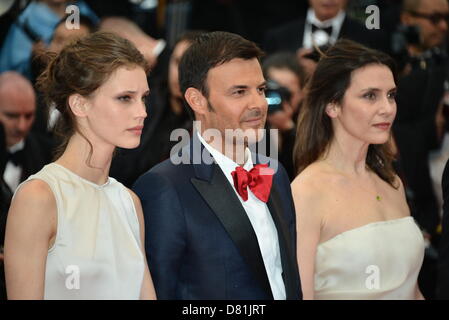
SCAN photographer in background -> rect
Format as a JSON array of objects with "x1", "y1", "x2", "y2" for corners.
[
  {"x1": 262, "y1": 53, "x2": 306, "y2": 180},
  {"x1": 392, "y1": 0, "x2": 449, "y2": 299},
  {"x1": 263, "y1": 80, "x2": 296, "y2": 180}
]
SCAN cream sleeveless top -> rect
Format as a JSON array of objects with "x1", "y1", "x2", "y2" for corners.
[
  {"x1": 20, "y1": 163, "x2": 144, "y2": 299},
  {"x1": 314, "y1": 216, "x2": 425, "y2": 300}
]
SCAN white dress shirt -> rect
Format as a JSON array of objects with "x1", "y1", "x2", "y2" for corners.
[
  {"x1": 302, "y1": 8, "x2": 346, "y2": 49},
  {"x1": 197, "y1": 132, "x2": 286, "y2": 300},
  {"x1": 3, "y1": 139, "x2": 24, "y2": 192}
]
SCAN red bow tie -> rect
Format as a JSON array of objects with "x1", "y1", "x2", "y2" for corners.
[{"x1": 231, "y1": 164, "x2": 274, "y2": 202}]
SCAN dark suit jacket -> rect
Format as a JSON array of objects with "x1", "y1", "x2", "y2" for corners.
[
  {"x1": 132, "y1": 135, "x2": 301, "y2": 300},
  {"x1": 264, "y1": 14, "x2": 389, "y2": 54},
  {"x1": 0, "y1": 132, "x2": 53, "y2": 195},
  {"x1": 19, "y1": 133, "x2": 53, "y2": 184},
  {"x1": 393, "y1": 60, "x2": 447, "y2": 235}
]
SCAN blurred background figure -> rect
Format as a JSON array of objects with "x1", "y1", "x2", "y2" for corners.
[
  {"x1": 391, "y1": 0, "x2": 449, "y2": 299},
  {"x1": 99, "y1": 16, "x2": 166, "y2": 70},
  {"x1": 0, "y1": 0, "x2": 98, "y2": 79},
  {"x1": 264, "y1": 0, "x2": 388, "y2": 76},
  {"x1": 46, "y1": 12, "x2": 94, "y2": 53},
  {"x1": 0, "y1": 71, "x2": 52, "y2": 194},
  {"x1": 262, "y1": 52, "x2": 306, "y2": 180}
]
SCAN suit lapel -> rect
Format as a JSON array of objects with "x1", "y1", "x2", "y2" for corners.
[
  {"x1": 189, "y1": 136, "x2": 274, "y2": 299},
  {"x1": 266, "y1": 183, "x2": 298, "y2": 300},
  {"x1": 339, "y1": 16, "x2": 351, "y2": 39},
  {"x1": 191, "y1": 165, "x2": 274, "y2": 299}
]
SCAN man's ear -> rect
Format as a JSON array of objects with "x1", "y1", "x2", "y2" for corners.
[
  {"x1": 325, "y1": 102, "x2": 339, "y2": 118},
  {"x1": 184, "y1": 87, "x2": 207, "y2": 116},
  {"x1": 68, "y1": 94, "x2": 89, "y2": 117}
]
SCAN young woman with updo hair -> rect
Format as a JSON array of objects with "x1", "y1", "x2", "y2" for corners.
[{"x1": 4, "y1": 32, "x2": 156, "y2": 299}]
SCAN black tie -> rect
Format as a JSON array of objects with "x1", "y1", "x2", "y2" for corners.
[
  {"x1": 6, "y1": 149, "x2": 25, "y2": 166},
  {"x1": 311, "y1": 23, "x2": 333, "y2": 35}
]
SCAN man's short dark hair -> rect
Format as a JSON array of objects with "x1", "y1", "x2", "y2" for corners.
[{"x1": 179, "y1": 31, "x2": 264, "y2": 119}]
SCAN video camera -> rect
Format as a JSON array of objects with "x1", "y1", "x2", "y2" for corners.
[{"x1": 265, "y1": 80, "x2": 292, "y2": 114}]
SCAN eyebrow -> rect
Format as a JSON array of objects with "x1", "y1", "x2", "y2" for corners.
[
  {"x1": 4, "y1": 111, "x2": 34, "y2": 116},
  {"x1": 118, "y1": 90, "x2": 150, "y2": 95},
  {"x1": 361, "y1": 87, "x2": 397, "y2": 92},
  {"x1": 228, "y1": 81, "x2": 267, "y2": 91}
]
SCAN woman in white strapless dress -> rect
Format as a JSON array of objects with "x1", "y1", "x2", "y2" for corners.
[
  {"x1": 291, "y1": 39, "x2": 425, "y2": 300},
  {"x1": 4, "y1": 32, "x2": 156, "y2": 299}
]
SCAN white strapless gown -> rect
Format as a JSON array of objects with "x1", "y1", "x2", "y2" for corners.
[{"x1": 314, "y1": 216, "x2": 425, "y2": 300}]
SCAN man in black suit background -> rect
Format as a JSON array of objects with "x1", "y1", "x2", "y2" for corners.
[
  {"x1": 0, "y1": 71, "x2": 52, "y2": 194},
  {"x1": 264, "y1": 0, "x2": 387, "y2": 56},
  {"x1": 393, "y1": 0, "x2": 449, "y2": 237},
  {"x1": 393, "y1": 0, "x2": 449, "y2": 299}
]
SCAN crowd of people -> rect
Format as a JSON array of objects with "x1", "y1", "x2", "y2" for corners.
[{"x1": 1, "y1": 0, "x2": 449, "y2": 300}]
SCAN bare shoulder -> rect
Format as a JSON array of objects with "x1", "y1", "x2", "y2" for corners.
[
  {"x1": 126, "y1": 188, "x2": 141, "y2": 206},
  {"x1": 383, "y1": 174, "x2": 407, "y2": 199},
  {"x1": 126, "y1": 188, "x2": 144, "y2": 221},
  {"x1": 125, "y1": 188, "x2": 146, "y2": 247},
  {"x1": 10, "y1": 179, "x2": 56, "y2": 216},
  {"x1": 291, "y1": 162, "x2": 337, "y2": 220},
  {"x1": 393, "y1": 175, "x2": 406, "y2": 193},
  {"x1": 7, "y1": 179, "x2": 56, "y2": 237},
  {"x1": 391, "y1": 174, "x2": 410, "y2": 212},
  {"x1": 291, "y1": 162, "x2": 337, "y2": 199}
]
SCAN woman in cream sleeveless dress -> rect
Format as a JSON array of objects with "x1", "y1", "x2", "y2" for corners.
[
  {"x1": 23, "y1": 163, "x2": 146, "y2": 299},
  {"x1": 291, "y1": 40, "x2": 425, "y2": 300},
  {"x1": 4, "y1": 32, "x2": 156, "y2": 299}
]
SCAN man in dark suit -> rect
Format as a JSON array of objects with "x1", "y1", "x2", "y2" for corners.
[
  {"x1": 394, "y1": 0, "x2": 449, "y2": 236},
  {"x1": 264, "y1": 0, "x2": 387, "y2": 55},
  {"x1": 394, "y1": 0, "x2": 449, "y2": 300},
  {"x1": 0, "y1": 71, "x2": 52, "y2": 194},
  {"x1": 133, "y1": 31, "x2": 301, "y2": 300}
]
